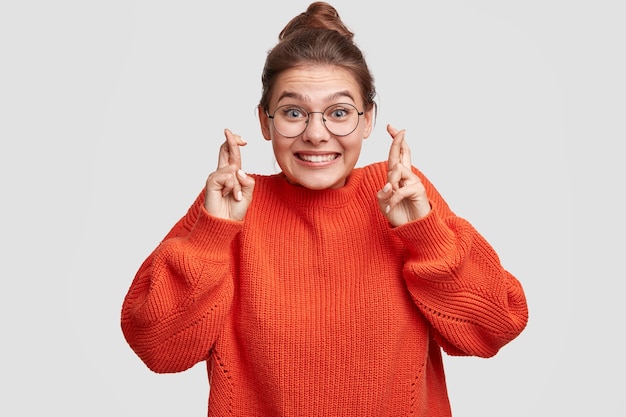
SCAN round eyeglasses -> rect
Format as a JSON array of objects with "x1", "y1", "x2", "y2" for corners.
[{"x1": 267, "y1": 103, "x2": 364, "y2": 138}]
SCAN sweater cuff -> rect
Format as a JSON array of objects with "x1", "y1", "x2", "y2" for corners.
[
  {"x1": 393, "y1": 208, "x2": 456, "y2": 261},
  {"x1": 186, "y1": 207, "x2": 243, "y2": 260}
]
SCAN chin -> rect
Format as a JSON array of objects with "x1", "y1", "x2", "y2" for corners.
[
  {"x1": 285, "y1": 174, "x2": 345, "y2": 190},
  {"x1": 302, "y1": 179, "x2": 346, "y2": 190}
]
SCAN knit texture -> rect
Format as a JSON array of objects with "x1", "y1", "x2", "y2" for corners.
[{"x1": 121, "y1": 161, "x2": 528, "y2": 417}]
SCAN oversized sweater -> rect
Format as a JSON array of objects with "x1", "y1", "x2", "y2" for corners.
[{"x1": 121, "y1": 161, "x2": 528, "y2": 417}]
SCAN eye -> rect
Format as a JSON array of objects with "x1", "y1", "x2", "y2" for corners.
[
  {"x1": 326, "y1": 104, "x2": 354, "y2": 120},
  {"x1": 280, "y1": 106, "x2": 307, "y2": 120}
]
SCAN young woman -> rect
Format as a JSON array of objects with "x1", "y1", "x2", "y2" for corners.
[{"x1": 121, "y1": 2, "x2": 528, "y2": 416}]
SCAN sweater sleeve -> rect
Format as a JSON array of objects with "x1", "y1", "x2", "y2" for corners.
[
  {"x1": 394, "y1": 170, "x2": 528, "y2": 358},
  {"x1": 120, "y1": 190, "x2": 240, "y2": 373}
]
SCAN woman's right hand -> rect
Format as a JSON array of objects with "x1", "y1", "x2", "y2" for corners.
[{"x1": 204, "y1": 128, "x2": 255, "y2": 221}]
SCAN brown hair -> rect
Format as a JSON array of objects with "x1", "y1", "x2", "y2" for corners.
[{"x1": 259, "y1": 2, "x2": 376, "y2": 113}]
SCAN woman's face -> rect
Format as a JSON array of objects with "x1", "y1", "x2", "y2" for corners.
[{"x1": 259, "y1": 65, "x2": 374, "y2": 190}]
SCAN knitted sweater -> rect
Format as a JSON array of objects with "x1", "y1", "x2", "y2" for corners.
[{"x1": 121, "y1": 161, "x2": 528, "y2": 417}]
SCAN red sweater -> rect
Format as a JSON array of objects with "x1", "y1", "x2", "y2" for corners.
[{"x1": 121, "y1": 161, "x2": 528, "y2": 416}]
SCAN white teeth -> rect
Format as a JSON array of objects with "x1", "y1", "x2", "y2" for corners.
[{"x1": 298, "y1": 154, "x2": 337, "y2": 162}]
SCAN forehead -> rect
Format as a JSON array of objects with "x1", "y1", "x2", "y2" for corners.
[{"x1": 271, "y1": 65, "x2": 362, "y2": 105}]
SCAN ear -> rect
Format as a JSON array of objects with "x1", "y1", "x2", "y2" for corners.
[
  {"x1": 362, "y1": 105, "x2": 375, "y2": 139},
  {"x1": 258, "y1": 105, "x2": 272, "y2": 141}
]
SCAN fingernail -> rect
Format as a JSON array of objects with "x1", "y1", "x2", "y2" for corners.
[
  {"x1": 385, "y1": 205, "x2": 390, "y2": 214},
  {"x1": 238, "y1": 169, "x2": 247, "y2": 178},
  {"x1": 383, "y1": 183, "x2": 391, "y2": 193},
  {"x1": 237, "y1": 190, "x2": 243, "y2": 201}
]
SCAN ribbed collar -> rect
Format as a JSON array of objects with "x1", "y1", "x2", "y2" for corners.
[{"x1": 263, "y1": 167, "x2": 367, "y2": 208}]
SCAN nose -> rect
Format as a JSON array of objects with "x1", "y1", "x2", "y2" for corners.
[{"x1": 303, "y1": 112, "x2": 329, "y2": 144}]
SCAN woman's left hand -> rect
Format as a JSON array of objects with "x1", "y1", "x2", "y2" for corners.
[{"x1": 377, "y1": 124, "x2": 431, "y2": 226}]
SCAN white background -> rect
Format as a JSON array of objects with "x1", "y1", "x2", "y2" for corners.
[{"x1": 1, "y1": 0, "x2": 624, "y2": 415}]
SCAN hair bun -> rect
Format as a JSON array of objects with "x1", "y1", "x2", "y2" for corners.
[{"x1": 279, "y1": 2, "x2": 354, "y2": 41}]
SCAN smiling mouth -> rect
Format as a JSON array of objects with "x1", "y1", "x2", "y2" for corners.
[{"x1": 296, "y1": 153, "x2": 340, "y2": 163}]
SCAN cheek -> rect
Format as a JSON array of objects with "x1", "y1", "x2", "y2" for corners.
[
  {"x1": 271, "y1": 138, "x2": 292, "y2": 160},
  {"x1": 342, "y1": 136, "x2": 364, "y2": 156}
]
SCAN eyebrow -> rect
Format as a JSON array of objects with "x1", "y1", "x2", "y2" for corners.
[{"x1": 275, "y1": 90, "x2": 357, "y2": 105}]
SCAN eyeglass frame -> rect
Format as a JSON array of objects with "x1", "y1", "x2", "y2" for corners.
[{"x1": 266, "y1": 102, "x2": 365, "y2": 138}]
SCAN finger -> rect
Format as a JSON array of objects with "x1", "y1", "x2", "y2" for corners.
[
  {"x1": 212, "y1": 170, "x2": 238, "y2": 199},
  {"x1": 388, "y1": 124, "x2": 411, "y2": 169},
  {"x1": 390, "y1": 161, "x2": 422, "y2": 195},
  {"x1": 376, "y1": 182, "x2": 393, "y2": 214},
  {"x1": 237, "y1": 169, "x2": 255, "y2": 200},
  {"x1": 222, "y1": 176, "x2": 235, "y2": 198},
  {"x1": 399, "y1": 132, "x2": 411, "y2": 169},
  {"x1": 227, "y1": 169, "x2": 250, "y2": 202},
  {"x1": 386, "y1": 124, "x2": 405, "y2": 170},
  {"x1": 388, "y1": 180, "x2": 430, "y2": 219},
  {"x1": 387, "y1": 161, "x2": 403, "y2": 190},
  {"x1": 224, "y1": 128, "x2": 246, "y2": 169},
  {"x1": 219, "y1": 170, "x2": 253, "y2": 202},
  {"x1": 217, "y1": 140, "x2": 231, "y2": 169},
  {"x1": 217, "y1": 128, "x2": 247, "y2": 169}
]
